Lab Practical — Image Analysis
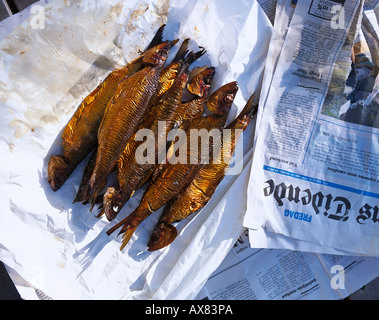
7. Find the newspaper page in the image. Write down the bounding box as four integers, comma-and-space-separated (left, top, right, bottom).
196, 230, 379, 300
250, 0, 379, 256
256, 0, 278, 25
244, 0, 379, 256
255, 0, 296, 133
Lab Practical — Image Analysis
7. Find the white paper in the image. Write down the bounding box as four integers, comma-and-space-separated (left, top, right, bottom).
0, 0, 272, 299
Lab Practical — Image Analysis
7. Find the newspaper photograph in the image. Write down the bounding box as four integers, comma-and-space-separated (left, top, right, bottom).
245, 0, 379, 256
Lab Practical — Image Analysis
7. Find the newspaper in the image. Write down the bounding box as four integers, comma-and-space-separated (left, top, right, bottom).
244, 0, 379, 257
256, 0, 278, 25
199, 0, 379, 301
197, 230, 379, 300
255, 0, 296, 135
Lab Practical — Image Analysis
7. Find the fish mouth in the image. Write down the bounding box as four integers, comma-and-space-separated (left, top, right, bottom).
221, 81, 238, 107
222, 81, 239, 95
206, 81, 238, 115
103, 187, 122, 221
201, 67, 216, 84
199, 67, 216, 93
187, 67, 216, 97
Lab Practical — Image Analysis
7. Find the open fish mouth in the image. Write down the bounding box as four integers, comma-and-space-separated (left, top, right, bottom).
200, 67, 216, 88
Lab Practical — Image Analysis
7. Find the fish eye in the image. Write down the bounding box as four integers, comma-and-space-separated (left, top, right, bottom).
159, 50, 168, 57
203, 77, 211, 86
224, 94, 233, 103
112, 205, 119, 213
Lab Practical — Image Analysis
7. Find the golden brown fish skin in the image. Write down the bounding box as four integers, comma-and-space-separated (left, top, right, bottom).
174, 67, 215, 124
48, 70, 130, 192
85, 41, 176, 207
148, 93, 257, 251
106, 82, 238, 250
144, 67, 217, 182
104, 65, 215, 221
74, 39, 188, 205
102, 58, 213, 221
47, 25, 166, 191
147, 38, 191, 109
103, 69, 190, 221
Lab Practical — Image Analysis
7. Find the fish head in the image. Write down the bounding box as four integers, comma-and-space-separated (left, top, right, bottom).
47, 155, 68, 191
143, 40, 178, 67
237, 92, 258, 129
103, 187, 124, 221
187, 66, 215, 97
207, 81, 238, 115
147, 222, 178, 252
227, 92, 258, 131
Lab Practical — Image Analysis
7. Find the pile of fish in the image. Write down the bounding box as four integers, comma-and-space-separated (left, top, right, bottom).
47, 25, 258, 251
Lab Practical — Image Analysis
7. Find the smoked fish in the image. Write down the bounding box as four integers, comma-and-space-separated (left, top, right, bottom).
106, 82, 238, 250
102, 63, 214, 221
148, 93, 258, 251
84, 40, 177, 208
47, 25, 166, 191
73, 38, 192, 204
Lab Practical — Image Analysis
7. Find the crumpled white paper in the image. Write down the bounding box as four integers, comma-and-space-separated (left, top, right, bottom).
0, 0, 271, 299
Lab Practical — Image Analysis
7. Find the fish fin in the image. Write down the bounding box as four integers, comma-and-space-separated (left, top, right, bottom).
186, 47, 206, 66
89, 189, 100, 211
120, 224, 139, 251
96, 207, 105, 219
175, 47, 207, 79
73, 184, 90, 204
106, 214, 130, 236
145, 24, 166, 51
106, 214, 140, 250
147, 223, 178, 251
172, 38, 190, 63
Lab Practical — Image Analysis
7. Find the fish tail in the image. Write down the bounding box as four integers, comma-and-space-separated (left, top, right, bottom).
147, 222, 178, 251
240, 92, 258, 119
80, 172, 107, 210
106, 204, 152, 250
106, 213, 141, 250
186, 46, 206, 66
48, 155, 69, 191
96, 207, 105, 219
73, 184, 91, 204
89, 188, 100, 212
145, 24, 166, 50
120, 224, 139, 251
172, 38, 190, 63
74, 182, 91, 205
177, 47, 207, 78
74, 148, 98, 204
